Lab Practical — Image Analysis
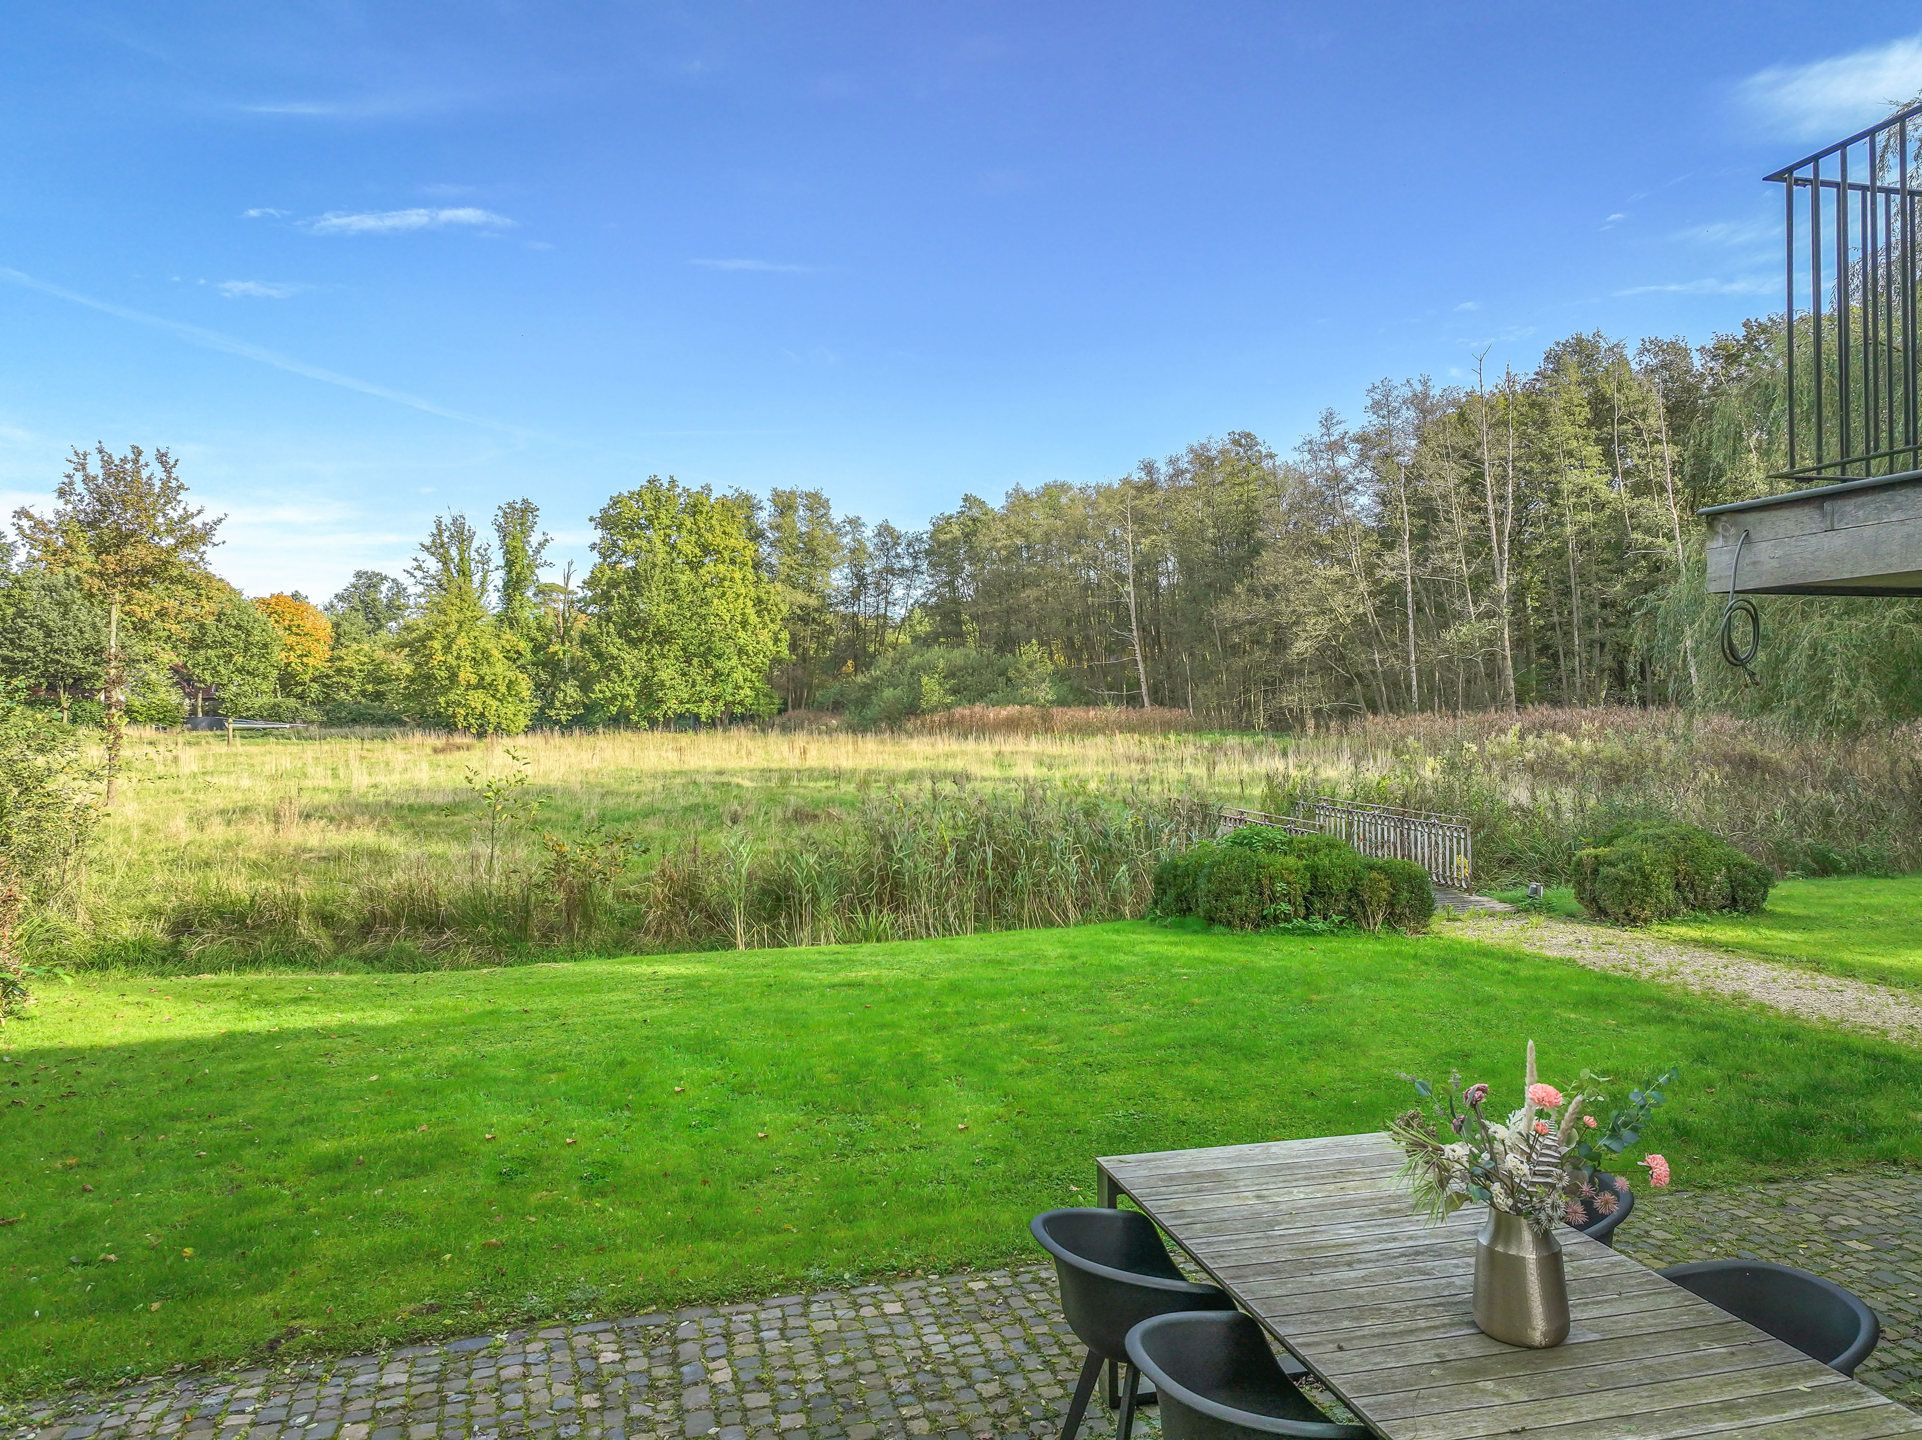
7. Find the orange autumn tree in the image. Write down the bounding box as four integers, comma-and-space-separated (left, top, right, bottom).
253, 593, 332, 699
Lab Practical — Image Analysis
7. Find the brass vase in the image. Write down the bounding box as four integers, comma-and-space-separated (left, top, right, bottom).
1472, 1209, 1569, 1347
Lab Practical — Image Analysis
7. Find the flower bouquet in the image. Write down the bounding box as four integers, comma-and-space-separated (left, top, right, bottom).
1389, 1041, 1676, 1347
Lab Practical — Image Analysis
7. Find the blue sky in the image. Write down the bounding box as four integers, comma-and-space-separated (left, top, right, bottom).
5, 3, 1922, 599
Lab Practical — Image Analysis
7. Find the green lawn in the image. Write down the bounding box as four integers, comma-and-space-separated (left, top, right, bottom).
7, 921, 1922, 1400
1653, 874, 1922, 989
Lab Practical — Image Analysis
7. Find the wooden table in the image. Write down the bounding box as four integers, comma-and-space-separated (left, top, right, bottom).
1098, 1132, 1922, 1438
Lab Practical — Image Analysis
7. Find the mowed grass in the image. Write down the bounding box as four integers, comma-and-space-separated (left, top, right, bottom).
7, 922, 1922, 1399
1655, 874, 1922, 989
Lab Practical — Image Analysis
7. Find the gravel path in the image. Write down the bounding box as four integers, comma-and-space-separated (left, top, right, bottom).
1452, 910, 1922, 1044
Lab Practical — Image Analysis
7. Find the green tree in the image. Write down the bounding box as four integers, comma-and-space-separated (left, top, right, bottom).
180, 584, 283, 717
0, 569, 107, 721
322, 640, 411, 725
765, 488, 842, 709
13, 445, 223, 798
583, 477, 786, 724
492, 499, 550, 651
532, 562, 589, 726
324, 570, 410, 645
398, 515, 531, 735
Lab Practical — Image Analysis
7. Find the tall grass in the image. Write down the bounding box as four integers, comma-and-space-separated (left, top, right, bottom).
41, 708, 1922, 973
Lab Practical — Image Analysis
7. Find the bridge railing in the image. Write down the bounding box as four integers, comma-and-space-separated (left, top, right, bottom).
1217, 798, 1473, 889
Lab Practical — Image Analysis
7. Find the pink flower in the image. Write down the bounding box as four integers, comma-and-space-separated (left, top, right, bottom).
1581, 1115, 1597, 1129
1533, 1120, 1549, 1135
1527, 1083, 1563, 1109
1462, 1083, 1489, 1108
1640, 1154, 1671, 1188
1563, 1200, 1586, 1226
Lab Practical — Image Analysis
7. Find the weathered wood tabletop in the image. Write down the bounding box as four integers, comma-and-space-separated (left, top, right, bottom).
1098, 1131, 1922, 1439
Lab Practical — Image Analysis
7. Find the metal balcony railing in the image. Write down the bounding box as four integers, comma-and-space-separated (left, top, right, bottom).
1772, 101, 1922, 485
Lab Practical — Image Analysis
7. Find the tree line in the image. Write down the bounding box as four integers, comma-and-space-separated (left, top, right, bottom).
3, 310, 1918, 742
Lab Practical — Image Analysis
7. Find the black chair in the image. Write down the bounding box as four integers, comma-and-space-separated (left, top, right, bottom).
1659, 1260, 1881, 1377
1126, 1311, 1371, 1438
1566, 1172, 1634, 1247
1032, 1208, 1236, 1440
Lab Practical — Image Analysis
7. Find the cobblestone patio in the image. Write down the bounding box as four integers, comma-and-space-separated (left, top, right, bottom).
9, 1169, 1922, 1440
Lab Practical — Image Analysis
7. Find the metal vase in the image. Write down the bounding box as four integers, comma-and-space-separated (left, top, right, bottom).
1472, 1209, 1570, 1348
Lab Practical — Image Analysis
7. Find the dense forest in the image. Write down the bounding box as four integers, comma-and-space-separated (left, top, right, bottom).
767, 318, 1920, 732
4, 312, 1920, 739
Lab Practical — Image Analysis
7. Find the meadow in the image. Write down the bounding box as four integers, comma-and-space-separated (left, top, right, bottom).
48, 707, 1922, 974
8, 920, 1922, 1400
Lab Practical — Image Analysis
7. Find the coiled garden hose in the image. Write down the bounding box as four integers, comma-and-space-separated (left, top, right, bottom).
1718, 530, 1760, 682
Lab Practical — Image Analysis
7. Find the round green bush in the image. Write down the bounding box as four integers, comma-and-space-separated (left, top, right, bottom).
1196, 844, 1267, 930
1574, 822, 1772, 925
1151, 841, 1214, 917
1365, 857, 1435, 932
1165, 826, 1429, 933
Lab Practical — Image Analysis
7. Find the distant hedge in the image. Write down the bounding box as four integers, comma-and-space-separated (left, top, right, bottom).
1574, 822, 1772, 925
1152, 826, 1434, 933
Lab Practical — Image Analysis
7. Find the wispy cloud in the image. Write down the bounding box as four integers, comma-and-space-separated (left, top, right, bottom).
304, 207, 514, 236
234, 91, 466, 121
1614, 277, 1775, 298
216, 280, 306, 300
241, 206, 288, 220
1739, 34, 1922, 140
1670, 217, 1774, 249
1453, 300, 1482, 313
0, 266, 524, 436
689, 257, 816, 274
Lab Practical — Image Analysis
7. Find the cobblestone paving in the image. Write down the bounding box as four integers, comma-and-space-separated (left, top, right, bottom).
9, 1169, 1922, 1439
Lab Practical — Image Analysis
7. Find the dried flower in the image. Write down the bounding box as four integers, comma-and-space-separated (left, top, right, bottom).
1394, 1050, 1677, 1232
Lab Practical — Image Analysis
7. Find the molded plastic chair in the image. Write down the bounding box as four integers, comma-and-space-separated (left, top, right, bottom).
1126, 1311, 1372, 1439
1566, 1172, 1634, 1247
1659, 1260, 1881, 1376
1031, 1208, 1236, 1440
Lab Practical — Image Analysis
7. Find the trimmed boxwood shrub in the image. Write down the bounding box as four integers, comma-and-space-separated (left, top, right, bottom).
1159, 827, 1432, 934
1366, 857, 1436, 932
1574, 822, 1772, 925
1222, 827, 1368, 921
1150, 841, 1213, 918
